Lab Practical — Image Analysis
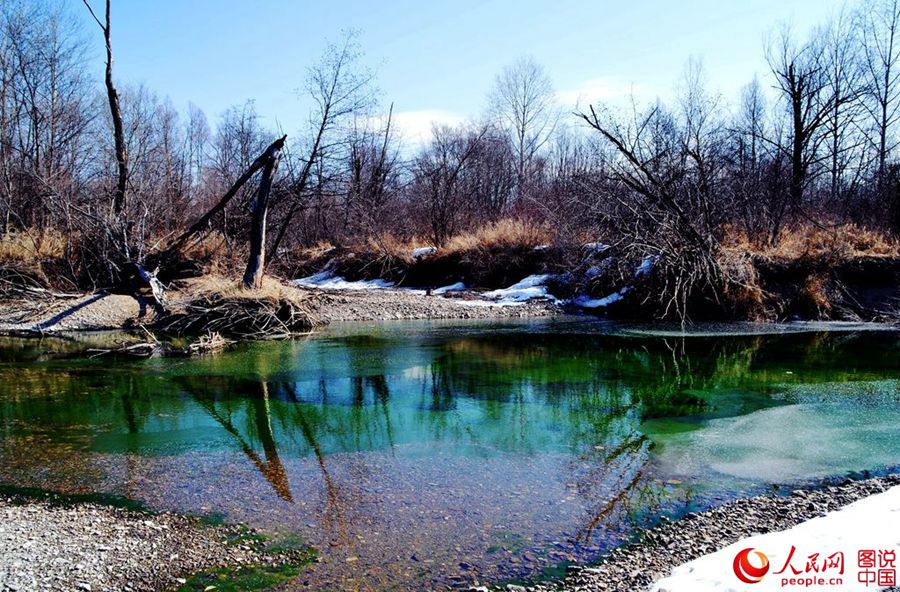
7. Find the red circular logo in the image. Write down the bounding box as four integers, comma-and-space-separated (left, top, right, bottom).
733, 548, 770, 584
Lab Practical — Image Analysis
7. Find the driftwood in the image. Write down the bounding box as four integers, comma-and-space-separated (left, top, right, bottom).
136, 264, 167, 307
159, 294, 313, 339
88, 341, 158, 359
87, 331, 234, 359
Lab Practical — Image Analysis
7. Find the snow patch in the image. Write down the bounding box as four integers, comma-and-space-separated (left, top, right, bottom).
483, 274, 558, 303
584, 265, 605, 279
583, 242, 611, 255
652, 485, 900, 592
433, 282, 466, 294
574, 287, 631, 308
411, 246, 437, 259
458, 299, 524, 308
293, 271, 394, 290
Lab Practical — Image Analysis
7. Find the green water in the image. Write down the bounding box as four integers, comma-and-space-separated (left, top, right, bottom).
1, 319, 899, 590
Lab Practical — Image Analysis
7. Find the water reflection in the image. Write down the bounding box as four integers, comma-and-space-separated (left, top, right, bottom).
0, 324, 899, 589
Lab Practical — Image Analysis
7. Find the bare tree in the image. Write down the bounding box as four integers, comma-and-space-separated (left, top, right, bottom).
858, 0, 900, 186
414, 124, 486, 246
766, 26, 854, 238
488, 56, 559, 201
343, 104, 401, 241
267, 31, 375, 259
729, 77, 773, 239
820, 12, 866, 204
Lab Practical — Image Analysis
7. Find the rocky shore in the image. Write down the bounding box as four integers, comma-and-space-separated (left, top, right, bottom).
305, 287, 559, 323
3, 476, 898, 592
0, 495, 308, 592
0, 286, 561, 335
516, 474, 900, 592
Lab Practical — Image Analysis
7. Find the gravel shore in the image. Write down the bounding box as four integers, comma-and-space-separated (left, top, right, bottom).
514, 474, 900, 592
0, 287, 560, 335
1, 471, 898, 592
304, 288, 559, 323
0, 496, 305, 592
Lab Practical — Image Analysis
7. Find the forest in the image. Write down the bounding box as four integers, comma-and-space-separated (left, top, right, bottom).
3, 0, 900, 321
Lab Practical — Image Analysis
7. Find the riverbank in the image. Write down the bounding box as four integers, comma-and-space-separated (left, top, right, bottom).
520, 474, 900, 592
0, 492, 313, 592
0, 279, 561, 336
3, 475, 897, 592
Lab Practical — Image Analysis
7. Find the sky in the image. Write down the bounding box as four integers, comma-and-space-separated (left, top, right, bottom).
76, 0, 850, 143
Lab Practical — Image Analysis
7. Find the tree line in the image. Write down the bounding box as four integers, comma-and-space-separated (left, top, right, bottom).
2, 0, 899, 297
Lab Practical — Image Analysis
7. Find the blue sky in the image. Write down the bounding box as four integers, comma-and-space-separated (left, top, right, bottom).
78, 0, 848, 140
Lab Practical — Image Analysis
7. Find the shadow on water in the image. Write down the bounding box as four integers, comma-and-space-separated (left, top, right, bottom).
1, 323, 899, 589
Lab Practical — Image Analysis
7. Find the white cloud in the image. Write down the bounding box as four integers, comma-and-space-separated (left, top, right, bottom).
369, 109, 466, 147
556, 76, 655, 109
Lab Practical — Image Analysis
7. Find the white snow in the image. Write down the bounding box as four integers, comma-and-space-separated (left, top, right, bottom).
584, 265, 605, 279
574, 287, 631, 308
458, 299, 524, 308
636, 255, 657, 278
652, 485, 900, 592
483, 274, 558, 303
433, 282, 466, 294
532, 244, 550, 251
293, 271, 395, 290
583, 242, 611, 254
411, 246, 437, 259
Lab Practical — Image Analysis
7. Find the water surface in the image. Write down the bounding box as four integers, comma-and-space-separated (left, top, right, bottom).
1, 319, 899, 590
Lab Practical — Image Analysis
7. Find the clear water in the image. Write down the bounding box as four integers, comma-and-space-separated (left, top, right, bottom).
1, 319, 899, 590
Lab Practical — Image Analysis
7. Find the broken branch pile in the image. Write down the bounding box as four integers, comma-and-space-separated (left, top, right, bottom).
159, 294, 316, 339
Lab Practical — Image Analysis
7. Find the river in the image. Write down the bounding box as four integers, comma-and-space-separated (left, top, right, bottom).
1, 319, 899, 590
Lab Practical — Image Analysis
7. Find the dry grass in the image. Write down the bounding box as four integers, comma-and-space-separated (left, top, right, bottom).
800, 273, 833, 315
176, 231, 243, 275
364, 233, 417, 261
0, 229, 66, 262
292, 240, 339, 260
354, 219, 552, 261
176, 274, 304, 303
722, 223, 900, 262
444, 219, 552, 254
716, 223, 900, 321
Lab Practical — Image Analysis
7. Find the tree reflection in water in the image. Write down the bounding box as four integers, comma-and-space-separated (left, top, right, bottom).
3, 327, 900, 589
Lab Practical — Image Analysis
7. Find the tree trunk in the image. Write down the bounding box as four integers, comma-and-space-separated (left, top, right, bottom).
162, 135, 286, 261
242, 139, 285, 289
100, 0, 127, 215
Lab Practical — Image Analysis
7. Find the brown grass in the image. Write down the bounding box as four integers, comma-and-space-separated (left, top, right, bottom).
175, 274, 304, 303
353, 219, 552, 261
0, 229, 66, 262
444, 219, 552, 254
176, 231, 243, 275
800, 273, 833, 315
722, 223, 900, 262
717, 247, 769, 319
